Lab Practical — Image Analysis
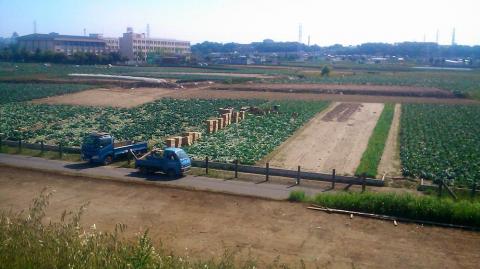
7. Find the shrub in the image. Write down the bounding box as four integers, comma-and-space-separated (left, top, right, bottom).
288, 190, 307, 202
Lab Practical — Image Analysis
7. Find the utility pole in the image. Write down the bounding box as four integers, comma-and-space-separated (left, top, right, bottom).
147, 24, 150, 38
33, 20, 37, 34
298, 23, 303, 43
451, 27, 456, 46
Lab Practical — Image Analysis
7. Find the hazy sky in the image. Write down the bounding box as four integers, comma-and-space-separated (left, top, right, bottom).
0, 0, 478, 45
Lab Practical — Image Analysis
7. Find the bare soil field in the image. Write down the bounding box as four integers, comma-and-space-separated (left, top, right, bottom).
32, 85, 478, 108
268, 103, 384, 175
33, 87, 188, 108
212, 83, 457, 98
377, 104, 403, 178
1, 166, 479, 268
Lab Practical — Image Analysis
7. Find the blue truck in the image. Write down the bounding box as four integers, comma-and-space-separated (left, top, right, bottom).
81, 132, 148, 165
133, 148, 191, 177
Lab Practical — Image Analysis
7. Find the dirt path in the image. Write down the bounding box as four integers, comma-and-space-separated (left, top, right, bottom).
377, 104, 403, 178
213, 83, 457, 98
1, 166, 479, 268
268, 102, 384, 175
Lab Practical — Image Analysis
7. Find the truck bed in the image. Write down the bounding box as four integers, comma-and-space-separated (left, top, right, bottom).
114, 141, 133, 148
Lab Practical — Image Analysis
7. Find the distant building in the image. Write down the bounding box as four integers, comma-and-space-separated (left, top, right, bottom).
17, 33, 107, 55
89, 34, 119, 52
119, 27, 190, 62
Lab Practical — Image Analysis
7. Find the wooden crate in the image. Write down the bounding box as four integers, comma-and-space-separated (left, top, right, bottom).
165, 138, 175, 148
221, 113, 229, 126
181, 136, 192, 146
217, 118, 224, 129
232, 111, 240, 123
173, 136, 183, 148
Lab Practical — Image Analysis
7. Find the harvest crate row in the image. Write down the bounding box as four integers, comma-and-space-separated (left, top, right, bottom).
206, 108, 246, 133
164, 131, 202, 148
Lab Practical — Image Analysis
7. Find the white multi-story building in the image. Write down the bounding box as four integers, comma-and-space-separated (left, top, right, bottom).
119, 27, 190, 61
89, 34, 120, 52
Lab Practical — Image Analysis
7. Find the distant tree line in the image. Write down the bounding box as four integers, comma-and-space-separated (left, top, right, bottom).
192, 40, 480, 59
0, 44, 126, 65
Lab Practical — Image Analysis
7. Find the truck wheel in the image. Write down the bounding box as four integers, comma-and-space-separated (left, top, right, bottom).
103, 155, 113, 165
139, 167, 148, 174
167, 169, 176, 178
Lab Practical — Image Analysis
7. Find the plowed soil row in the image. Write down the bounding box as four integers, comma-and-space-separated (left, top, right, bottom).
212, 83, 457, 98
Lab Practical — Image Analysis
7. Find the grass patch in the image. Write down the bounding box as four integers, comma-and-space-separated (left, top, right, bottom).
288, 190, 307, 202
0, 190, 263, 269
355, 103, 395, 177
312, 192, 480, 227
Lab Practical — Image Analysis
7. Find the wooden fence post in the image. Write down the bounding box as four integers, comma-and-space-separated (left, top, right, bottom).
472, 182, 477, 199
40, 141, 45, 155
331, 169, 336, 189
0, 135, 2, 151
127, 150, 131, 165
18, 139, 22, 152
296, 165, 301, 185
234, 159, 238, 178
205, 156, 209, 175
438, 180, 443, 197
266, 162, 270, 182
362, 173, 366, 192
58, 143, 63, 159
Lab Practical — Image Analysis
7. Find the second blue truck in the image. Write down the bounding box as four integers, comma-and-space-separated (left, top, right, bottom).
81, 132, 147, 165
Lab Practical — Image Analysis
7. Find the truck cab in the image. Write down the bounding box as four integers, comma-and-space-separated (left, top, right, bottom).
81, 132, 147, 165
134, 148, 191, 177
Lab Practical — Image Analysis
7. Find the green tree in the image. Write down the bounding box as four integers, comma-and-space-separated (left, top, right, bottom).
321, 65, 331, 76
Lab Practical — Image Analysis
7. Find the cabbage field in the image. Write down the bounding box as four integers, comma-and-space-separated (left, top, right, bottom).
185, 100, 329, 164
400, 104, 480, 186
0, 99, 263, 146
0, 83, 92, 104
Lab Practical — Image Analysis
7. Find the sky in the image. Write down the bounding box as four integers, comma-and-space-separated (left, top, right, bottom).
0, 0, 479, 46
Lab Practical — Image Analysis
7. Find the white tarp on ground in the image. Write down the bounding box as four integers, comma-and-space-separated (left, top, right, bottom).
69, 73, 168, 84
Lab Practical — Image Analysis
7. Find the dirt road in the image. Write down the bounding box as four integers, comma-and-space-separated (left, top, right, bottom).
1, 166, 479, 268
269, 103, 384, 175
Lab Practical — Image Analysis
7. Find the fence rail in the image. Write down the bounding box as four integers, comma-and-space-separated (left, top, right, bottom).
0, 139, 384, 187
1, 139, 80, 154
191, 159, 385, 187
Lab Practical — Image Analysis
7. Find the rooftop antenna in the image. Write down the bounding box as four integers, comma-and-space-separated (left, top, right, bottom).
147, 24, 150, 38
33, 20, 37, 34
83, 28, 86, 36
423, 33, 426, 42
308, 35, 311, 46
298, 23, 303, 43
451, 27, 456, 45
436, 29, 439, 44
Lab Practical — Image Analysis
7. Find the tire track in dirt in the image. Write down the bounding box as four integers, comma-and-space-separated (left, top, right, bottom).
377, 103, 402, 178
